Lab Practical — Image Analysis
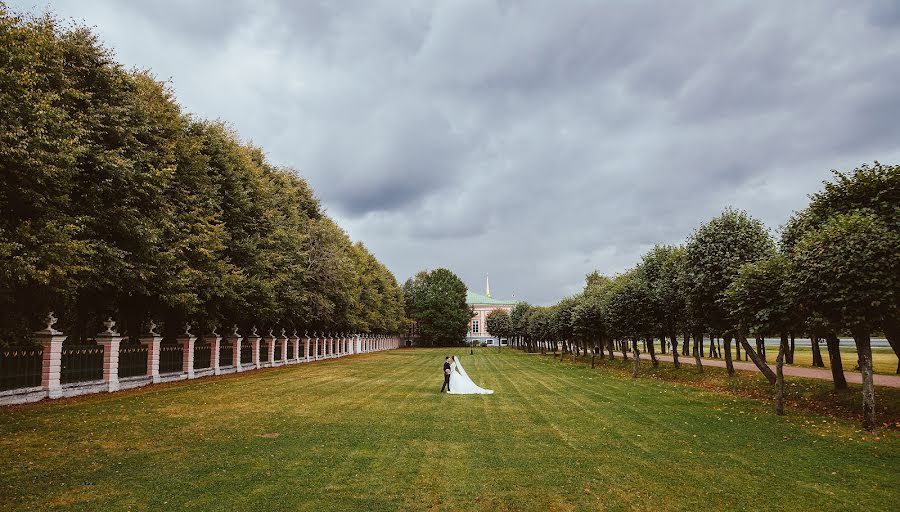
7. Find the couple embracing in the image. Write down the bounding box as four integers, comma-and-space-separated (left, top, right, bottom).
440, 355, 493, 395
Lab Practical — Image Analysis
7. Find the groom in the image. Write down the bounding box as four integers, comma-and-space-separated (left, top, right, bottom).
440, 356, 452, 392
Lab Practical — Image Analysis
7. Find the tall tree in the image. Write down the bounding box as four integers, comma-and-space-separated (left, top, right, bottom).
790, 212, 899, 430
485, 309, 513, 351
683, 208, 776, 381
403, 268, 471, 346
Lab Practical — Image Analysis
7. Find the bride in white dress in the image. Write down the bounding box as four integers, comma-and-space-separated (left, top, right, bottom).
448, 356, 493, 394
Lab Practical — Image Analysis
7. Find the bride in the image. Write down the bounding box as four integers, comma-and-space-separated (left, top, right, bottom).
448, 356, 493, 395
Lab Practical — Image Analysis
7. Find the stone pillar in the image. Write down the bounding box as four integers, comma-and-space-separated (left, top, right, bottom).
208, 328, 222, 375
139, 321, 163, 384
95, 318, 123, 393
248, 327, 262, 369
177, 324, 197, 379
303, 333, 311, 361
289, 331, 301, 363
35, 313, 66, 399
312, 333, 319, 360
264, 329, 276, 367
329, 334, 335, 358
227, 325, 243, 372
279, 329, 289, 363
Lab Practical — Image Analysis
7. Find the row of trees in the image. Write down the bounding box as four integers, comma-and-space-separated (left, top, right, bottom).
492, 163, 898, 431
0, 9, 407, 344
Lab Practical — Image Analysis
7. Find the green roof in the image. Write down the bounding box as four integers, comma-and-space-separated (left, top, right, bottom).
466, 290, 518, 306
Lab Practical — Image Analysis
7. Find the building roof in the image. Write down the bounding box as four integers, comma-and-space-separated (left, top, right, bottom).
466, 290, 518, 306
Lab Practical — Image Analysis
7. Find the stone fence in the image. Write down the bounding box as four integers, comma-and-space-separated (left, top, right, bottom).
0, 314, 400, 406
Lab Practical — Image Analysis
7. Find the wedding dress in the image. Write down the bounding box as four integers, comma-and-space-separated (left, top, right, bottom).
448, 356, 493, 394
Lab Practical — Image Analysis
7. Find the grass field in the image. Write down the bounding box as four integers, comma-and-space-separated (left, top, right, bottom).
761, 346, 898, 375
1, 348, 898, 511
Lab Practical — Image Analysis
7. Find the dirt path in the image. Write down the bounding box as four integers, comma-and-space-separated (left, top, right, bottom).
639, 353, 900, 388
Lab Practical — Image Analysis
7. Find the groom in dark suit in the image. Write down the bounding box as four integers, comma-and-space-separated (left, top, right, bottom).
440, 356, 452, 392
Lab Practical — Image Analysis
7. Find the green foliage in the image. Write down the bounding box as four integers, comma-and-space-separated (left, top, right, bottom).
682, 208, 776, 333
403, 268, 471, 345
485, 309, 513, 342
789, 212, 899, 334
724, 254, 793, 336
781, 162, 899, 253
0, 9, 406, 344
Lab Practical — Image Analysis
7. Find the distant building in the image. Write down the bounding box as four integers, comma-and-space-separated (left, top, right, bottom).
466, 274, 517, 346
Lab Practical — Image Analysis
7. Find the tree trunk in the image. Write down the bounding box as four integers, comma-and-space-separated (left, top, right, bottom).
775, 343, 785, 416
884, 324, 899, 374
699, 334, 705, 357
606, 338, 615, 360
631, 339, 640, 378
560, 340, 566, 362
853, 331, 876, 431
779, 333, 789, 365
692, 332, 704, 373
757, 336, 765, 359
572, 341, 577, 363
810, 334, 825, 368
620, 339, 628, 360
682, 332, 690, 356
591, 345, 596, 368
670, 333, 680, 369
737, 331, 776, 384
723, 333, 735, 376
788, 333, 795, 364
659, 335, 666, 354
646, 335, 658, 367
824, 333, 848, 391
735, 337, 742, 361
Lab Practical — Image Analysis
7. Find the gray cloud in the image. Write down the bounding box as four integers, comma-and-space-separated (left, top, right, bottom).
11, 0, 900, 305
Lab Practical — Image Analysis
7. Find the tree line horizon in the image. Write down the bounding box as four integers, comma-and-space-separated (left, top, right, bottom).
475, 162, 897, 431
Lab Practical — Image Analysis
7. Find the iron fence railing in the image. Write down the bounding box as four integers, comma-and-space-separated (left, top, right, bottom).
273, 340, 282, 362
60, 344, 103, 384
219, 344, 234, 367
240, 344, 252, 365
0, 347, 43, 391
118, 344, 148, 378
194, 344, 211, 369
159, 344, 183, 374
287, 341, 295, 360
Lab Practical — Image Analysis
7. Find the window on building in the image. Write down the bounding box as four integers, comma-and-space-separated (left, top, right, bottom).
472, 320, 479, 333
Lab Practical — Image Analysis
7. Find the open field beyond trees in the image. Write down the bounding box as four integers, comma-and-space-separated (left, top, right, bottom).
1, 348, 898, 512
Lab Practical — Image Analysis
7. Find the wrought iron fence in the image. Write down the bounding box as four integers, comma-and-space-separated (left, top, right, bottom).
119, 343, 148, 378
240, 344, 252, 365
1, 347, 43, 391
273, 340, 282, 362
194, 344, 211, 369
159, 344, 183, 374
219, 344, 234, 367
287, 341, 295, 360
60, 344, 103, 384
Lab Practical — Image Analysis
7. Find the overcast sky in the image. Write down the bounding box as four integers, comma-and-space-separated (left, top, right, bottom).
11, 0, 900, 305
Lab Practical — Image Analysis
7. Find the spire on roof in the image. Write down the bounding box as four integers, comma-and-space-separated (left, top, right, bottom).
486, 273, 491, 298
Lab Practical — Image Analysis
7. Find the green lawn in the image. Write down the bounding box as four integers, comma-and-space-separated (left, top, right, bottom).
761, 346, 898, 375
1, 349, 897, 511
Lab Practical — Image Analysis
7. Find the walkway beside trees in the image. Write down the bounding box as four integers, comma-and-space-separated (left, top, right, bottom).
638, 353, 900, 388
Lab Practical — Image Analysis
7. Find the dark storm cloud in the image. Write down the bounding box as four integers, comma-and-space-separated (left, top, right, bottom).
11, 0, 900, 305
